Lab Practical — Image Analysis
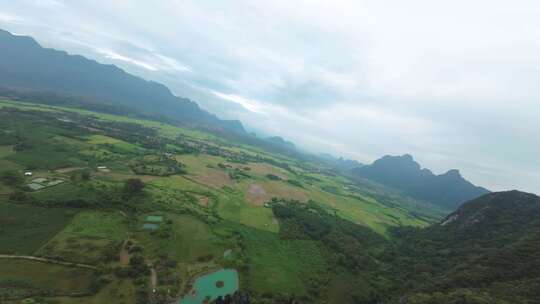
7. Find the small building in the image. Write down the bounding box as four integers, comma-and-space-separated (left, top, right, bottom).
97, 166, 110, 172
146, 215, 164, 223
32, 177, 48, 184
24, 171, 33, 176
28, 183, 46, 191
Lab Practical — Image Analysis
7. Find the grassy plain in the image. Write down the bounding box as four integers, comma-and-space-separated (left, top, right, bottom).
37, 211, 128, 263
0, 259, 95, 295
0, 98, 442, 303
0, 202, 76, 254
136, 214, 226, 263
235, 225, 327, 296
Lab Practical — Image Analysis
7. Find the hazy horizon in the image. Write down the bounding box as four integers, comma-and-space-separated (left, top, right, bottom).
1, 0, 539, 194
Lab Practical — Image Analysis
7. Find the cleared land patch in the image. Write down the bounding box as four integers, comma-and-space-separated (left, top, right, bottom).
0, 259, 95, 297
0, 159, 22, 173
236, 225, 326, 296
190, 167, 233, 189
0, 202, 76, 255
216, 192, 279, 233
243, 181, 308, 206
55, 167, 85, 173
0, 145, 14, 158
96, 171, 157, 183
245, 184, 267, 206
136, 214, 225, 264
245, 162, 289, 180
174, 154, 235, 188
51, 278, 136, 304
37, 211, 128, 264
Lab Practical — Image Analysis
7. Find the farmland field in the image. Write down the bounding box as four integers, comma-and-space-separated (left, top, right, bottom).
0, 259, 95, 297
0, 99, 444, 303
0, 202, 76, 254
0, 145, 14, 158
36, 211, 128, 263
239, 225, 327, 295
136, 214, 226, 263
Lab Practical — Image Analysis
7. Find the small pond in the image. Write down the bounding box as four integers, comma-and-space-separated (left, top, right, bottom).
142, 223, 159, 230
180, 269, 238, 304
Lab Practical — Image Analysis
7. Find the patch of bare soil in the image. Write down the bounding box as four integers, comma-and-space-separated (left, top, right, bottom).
55, 167, 84, 173
97, 172, 157, 182
245, 181, 309, 206
191, 168, 233, 188
197, 195, 210, 207
248, 162, 288, 179
245, 184, 268, 206
119, 240, 130, 266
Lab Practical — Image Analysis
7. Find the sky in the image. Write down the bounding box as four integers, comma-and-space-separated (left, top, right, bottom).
1, 0, 539, 194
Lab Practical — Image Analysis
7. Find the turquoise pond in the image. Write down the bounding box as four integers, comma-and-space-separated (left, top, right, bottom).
179, 269, 238, 304
142, 223, 159, 230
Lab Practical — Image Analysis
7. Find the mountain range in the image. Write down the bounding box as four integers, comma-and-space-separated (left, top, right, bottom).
352, 154, 489, 209
0, 29, 244, 133
0, 28, 491, 211
390, 190, 540, 302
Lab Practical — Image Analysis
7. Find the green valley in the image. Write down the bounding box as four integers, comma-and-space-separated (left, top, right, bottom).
0, 99, 440, 304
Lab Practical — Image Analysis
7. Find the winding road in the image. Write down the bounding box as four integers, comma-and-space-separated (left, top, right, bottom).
0, 254, 97, 269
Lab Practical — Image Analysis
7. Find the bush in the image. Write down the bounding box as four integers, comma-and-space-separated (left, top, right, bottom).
0, 170, 24, 186
286, 179, 303, 188
266, 174, 281, 181
124, 178, 145, 195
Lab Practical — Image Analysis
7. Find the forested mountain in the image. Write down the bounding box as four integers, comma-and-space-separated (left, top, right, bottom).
352, 154, 489, 209
388, 190, 540, 303
0, 29, 244, 133
270, 190, 540, 303
1, 28, 536, 304
266, 136, 296, 150
319, 153, 364, 171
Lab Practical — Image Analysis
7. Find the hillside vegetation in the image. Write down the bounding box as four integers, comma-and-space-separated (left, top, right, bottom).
0, 99, 441, 304
352, 154, 489, 210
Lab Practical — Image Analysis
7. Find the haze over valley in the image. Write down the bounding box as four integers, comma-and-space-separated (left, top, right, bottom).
2, 0, 539, 194
0, 2, 539, 304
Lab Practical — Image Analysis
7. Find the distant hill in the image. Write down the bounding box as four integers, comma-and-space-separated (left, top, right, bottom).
437, 190, 540, 240
351, 154, 489, 209
266, 136, 296, 150
319, 153, 364, 171
390, 190, 540, 302
0, 29, 244, 133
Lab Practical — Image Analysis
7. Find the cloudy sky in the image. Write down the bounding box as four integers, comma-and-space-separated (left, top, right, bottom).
1, 0, 539, 193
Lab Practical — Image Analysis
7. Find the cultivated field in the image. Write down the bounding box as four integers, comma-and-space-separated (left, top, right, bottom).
0, 99, 443, 303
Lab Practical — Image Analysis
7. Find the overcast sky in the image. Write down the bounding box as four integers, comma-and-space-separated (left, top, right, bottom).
1, 0, 539, 194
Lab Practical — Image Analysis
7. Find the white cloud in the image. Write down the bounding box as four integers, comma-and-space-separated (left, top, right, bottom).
95, 48, 158, 71
212, 92, 267, 114
1, 0, 539, 193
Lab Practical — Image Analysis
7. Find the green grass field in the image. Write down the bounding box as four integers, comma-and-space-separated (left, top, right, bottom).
50, 279, 136, 304
31, 182, 102, 203
36, 211, 128, 264
85, 135, 141, 153
0, 159, 21, 173
235, 224, 327, 296
136, 214, 226, 263
0, 99, 445, 303
0, 202, 77, 254
0, 259, 95, 295
0, 145, 14, 158
216, 191, 279, 233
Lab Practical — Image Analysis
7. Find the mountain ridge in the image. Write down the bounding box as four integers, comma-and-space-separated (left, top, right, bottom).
352, 154, 489, 209
388, 190, 540, 303
0, 29, 245, 134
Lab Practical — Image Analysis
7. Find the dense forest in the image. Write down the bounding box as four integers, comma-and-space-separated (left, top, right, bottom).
271, 191, 540, 303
